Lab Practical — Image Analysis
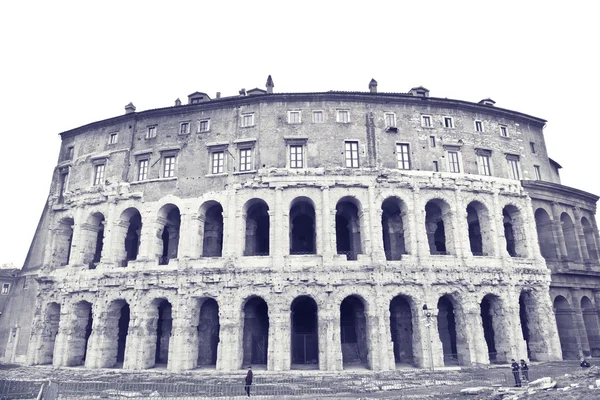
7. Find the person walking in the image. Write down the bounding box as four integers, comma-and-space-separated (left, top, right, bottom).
520, 359, 529, 382
245, 365, 253, 397
511, 359, 521, 387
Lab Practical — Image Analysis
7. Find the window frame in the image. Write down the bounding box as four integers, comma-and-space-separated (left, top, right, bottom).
421, 115, 432, 128
530, 142, 536, 154
198, 119, 211, 133
384, 112, 397, 128
146, 125, 157, 139
395, 143, 411, 170
444, 145, 462, 173
476, 149, 492, 176
137, 158, 149, 181
93, 163, 106, 186
474, 120, 484, 132
241, 113, 255, 128
66, 146, 74, 160
162, 154, 177, 178
337, 110, 350, 124
312, 110, 324, 123
499, 125, 509, 138
239, 147, 254, 172
433, 160, 439, 172
108, 132, 118, 145
506, 154, 521, 180
211, 151, 225, 174
1, 283, 9, 295
287, 110, 302, 124
534, 165, 542, 180
179, 121, 191, 135
443, 116, 454, 128
429, 136, 436, 148
344, 140, 360, 168
289, 144, 304, 169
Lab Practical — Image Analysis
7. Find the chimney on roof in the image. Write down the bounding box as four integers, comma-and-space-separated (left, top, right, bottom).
369, 79, 378, 93
266, 75, 274, 94
478, 98, 496, 106
239, 88, 247, 96
216, 92, 221, 99
125, 102, 136, 114
175, 98, 181, 107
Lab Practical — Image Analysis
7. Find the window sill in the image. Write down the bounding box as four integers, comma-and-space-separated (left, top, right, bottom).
234, 170, 256, 175
144, 136, 157, 140
240, 125, 255, 128
197, 130, 211, 134
205, 173, 227, 177
131, 177, 177, 185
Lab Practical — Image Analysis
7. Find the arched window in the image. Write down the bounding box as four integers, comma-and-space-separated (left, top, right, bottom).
243, 200, 270, 256
157, 204, 181, 265
535, 208, 557, 260
336, 197, 363, 260
289, 198, 316, 255
425, 199, 454, 255
381, 197, 407, 260
200, 202, 224, 257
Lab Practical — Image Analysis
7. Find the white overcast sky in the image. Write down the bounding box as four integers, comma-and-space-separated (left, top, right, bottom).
0, 1, 598, 267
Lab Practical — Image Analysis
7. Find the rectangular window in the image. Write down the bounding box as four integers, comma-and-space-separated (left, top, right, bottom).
443, 116, 454, 128
500, 125, 508, 137
180, 122, 190, 134
337, 110, 350, 123
312, 110, 324, 123
23, 277, 29, 290
239, 148, 253, 171
421, 115, 432, 127
108, 132, 118, 144
290, 145, 304, 168
163, 156, 176, 178
429, 136, 436, 147
137, 159, 149, 181
478, 154, 491, 176
506, 156, 520, 180
475, 120, 483, 132
1, 283, 9, 295
396, 144, 411, 170
530, 142, 536, 153
241, 113, 255, 127
448, 151, 460, 173
93, 164, 105, 186
198, 119, 210, 132
58, 170, 68, 203
385, 112, 396, 127
288, 111, 301, 124
146, 125, 157, 139
211, 152, 224, 174
345, 141, 359, 168
534, 165, 542, 180
433, 161, 439, 172
66, 146, 74, 160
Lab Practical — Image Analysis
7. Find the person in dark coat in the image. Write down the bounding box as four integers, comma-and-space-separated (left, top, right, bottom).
581, 357, 591, 368
520, 359, 529, 382
245, 365, 253, 397
511, 359, 521, 387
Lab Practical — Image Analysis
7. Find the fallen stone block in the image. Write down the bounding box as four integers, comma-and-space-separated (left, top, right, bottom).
460, 386, 493, 395
527, 377, 556, 390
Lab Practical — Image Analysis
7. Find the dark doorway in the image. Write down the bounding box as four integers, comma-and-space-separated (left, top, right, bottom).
243, 297, 269, 366
554, 296, 578, 359
336, 199, 362, 260
158, 206, 181, 265
124, 210, 142, 265
291, 296, 319, 368
198, 299, 220, 367
426, 201, 449, 255
519, 293, 531, 359
116, 303, 130, 365
437, 296, 458, 365
244, 201, 270, 256
340, 296, 369, 368
154, 300, 172, 365
467, 205, 483, 256
480, 296, 497, 362
389, 296, 413, 365
382, 198, 407, 260
202, 204, 224, 257
290, 199, 316, 255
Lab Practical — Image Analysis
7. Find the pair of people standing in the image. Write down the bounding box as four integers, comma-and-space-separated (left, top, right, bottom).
510, 359, 529, 387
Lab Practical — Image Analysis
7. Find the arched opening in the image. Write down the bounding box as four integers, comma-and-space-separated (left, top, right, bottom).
535, 208, 557, 260
519, 292, 532, 360
389, 295, 413, 366
289, 198, 316, 255
554, 296, 578, 359
340, 295, 369, 368
201, 203, 224, 257
197, 299, 220, 367
581, 297, 600, 357
481, 295, 503, 363
66, 301, 93, 366
336, 198, 362, 260
244, 200, 270, 256
39, 302, 61, 365
242, 297, 269, 366
582, 217, 599, 261
157, 205, 181, 265
291, 296, 319, 368
503, 205, 526, 258
98, 300, 129, 368
116, 303, 130, 366
117, 208, 142, 267
466, 201, 492, 256
437, 296, 458, 365
153, 300, 172, 366
53, 217, 74, 267
425, 199, 453, 255
561, 213, 581, 262
81, 212, 105, 269
381, 197, 407, 260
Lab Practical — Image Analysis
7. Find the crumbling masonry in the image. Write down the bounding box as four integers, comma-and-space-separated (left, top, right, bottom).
2, 78, 600, 371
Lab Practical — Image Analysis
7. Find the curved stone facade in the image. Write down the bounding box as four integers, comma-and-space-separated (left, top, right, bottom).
3, 81, 599, 370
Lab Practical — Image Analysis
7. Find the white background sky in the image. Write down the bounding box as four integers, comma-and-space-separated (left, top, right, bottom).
0, 1, 598, 267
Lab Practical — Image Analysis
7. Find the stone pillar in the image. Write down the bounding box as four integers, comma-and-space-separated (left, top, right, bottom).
420, 293, 444, 369
216, 295, 242, 371
272, 187, 285, 270
550, 202, 568, 260
412, 187, 429, 257
137, 209, 157, 262
358, 209, 372, 257
589, 218, 600, 262
267, 306, 290, 371
26, 304, 48, 365
368, 185, 385, 262
499, 293, 527, 363
571, 290, 591, 357
85, 302, 108, 369
179, 212, 200, 259
492, 189, 509, 260
522, 196, 539, 259
321, 186, 333, 262
51, 306, 71, 367
168, 299, 197, 372
460, 300, 489, 365
375, 294, 395, 371
69, 207, 85, 266
573, 207, 591, 261
489, 191, 501, 257
222, 189, 238, 258
100, 201, 117, 264
524, 289, 563, 361
319, 299, 342, 370
453, 189, 467, 258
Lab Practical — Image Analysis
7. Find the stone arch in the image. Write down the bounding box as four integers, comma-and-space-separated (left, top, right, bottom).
437, 295, 460, 365
480, 294, 510, 363
389, 295, 414, 366
196, 298, 220, 367
290, 295, 319, 368
582, 217, 599, 261
289, 197, 317, 255
199, 201, 224, 257
114, 208, 142, 267
64, 300, 93, 366
561, 213, 581, 262
425, 199, 454, 255
535, 208, 557, 260
381, 197, 408, 260
466, 201, 493, 256
38, 302, 61, 365
138, 298, 173, 368
157, 204, 181, 265
81, 212, 105, 269
98, 299, 130, 368
554, 295, 578, 359
502, 204, 527, 258
53, 217, 74, 267
340, 295, 369, 368
581, 296, 600, 356
336, 197, 363, 260
242, 296, 269, 366
243, 199, 270, 256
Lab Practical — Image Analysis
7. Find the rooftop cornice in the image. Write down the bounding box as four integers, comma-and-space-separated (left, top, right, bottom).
521, 180, 599, 203
59, 91, 547, 138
